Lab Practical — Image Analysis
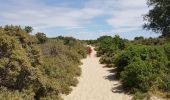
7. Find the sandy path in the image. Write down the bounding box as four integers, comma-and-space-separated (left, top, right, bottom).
63, 47, 131, 100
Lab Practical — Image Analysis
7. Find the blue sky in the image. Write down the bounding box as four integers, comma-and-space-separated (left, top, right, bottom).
0, 0, 160, 40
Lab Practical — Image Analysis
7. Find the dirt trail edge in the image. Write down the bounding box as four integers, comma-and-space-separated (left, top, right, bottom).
63, 47, 132, 100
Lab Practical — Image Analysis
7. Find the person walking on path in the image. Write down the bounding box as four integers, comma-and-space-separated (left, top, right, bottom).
87, 46, 92, 57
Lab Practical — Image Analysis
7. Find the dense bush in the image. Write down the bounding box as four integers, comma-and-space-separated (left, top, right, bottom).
99, 54, 114, 64
114, 45, 170, 93
83, 40, 97, 45
0, 25, 42, 89
96, 35, 125, 56
0, 88, 34, 100
94, 35, 170, 98
0, 25, 53, 99
132, 92, 150, 100
0, 25, 87, 100
55, 36, 87, 58
24, 26, 33, 33
133, 37, 166, 45
134, 36, 144, 40
95, 35, 126, 66
163, 43, 170, 61
96, 35, 114, 56
40, 39, 86, 94
121, 60, 161, 92
35, 32, 47, 44
158, 71, 170, 93
115, 45, 168, 74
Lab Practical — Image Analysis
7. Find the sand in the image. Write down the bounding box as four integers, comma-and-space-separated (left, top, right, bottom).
63, 47, 131, 100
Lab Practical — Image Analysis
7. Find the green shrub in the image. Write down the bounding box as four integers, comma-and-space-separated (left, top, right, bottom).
54, 36, 87, 58
96, 35, 126, 65
24, 26, 33, 33
158, 71, 170, 92
115, 45, 168, 76
95, 35, 170, 97
163, 43, 170, 60
133, 37, 166, 45
0, 25, 86, 100
0, 25, 42, 89
121, 60, 157, 92
132, 92, 150, 100
0, 25, 51, 99
0, 89, 34, 100
115, 45, 169, 93
134, 36, 144, 41
166, 92, 170, 98
35, 32, 47, 44
99, 53, 115, 64
40, 38, 86, 95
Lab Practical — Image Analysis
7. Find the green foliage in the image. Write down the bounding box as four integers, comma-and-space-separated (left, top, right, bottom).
0, 25, 42, 91
133, 37, 166, 45
24, 26, 33, 33
40, 38, 86, 96
115, 45, 168, 75
96, 35, 126, 66
96, 36, 115, 57
0, 87, 35, 100
35, 32, 47, 44
144, 0, 170, 37
132, 92, 150, 100
0, 25, 51, 99
158, 71, 170, 93
134, 36, 144, 40
54, 36, 87, 58
121, 60, 159, 92
95, 35, 170, 98
99, 54, 114, 64
166, 92, 170, 98
163, 43, 170, 60
0, 25, 86, 100
114, 45, 170, 93
83, 40, 97, 45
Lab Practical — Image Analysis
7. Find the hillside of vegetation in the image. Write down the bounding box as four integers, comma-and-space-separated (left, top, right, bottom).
86, 36, 170, 99
0, 25, 87, 100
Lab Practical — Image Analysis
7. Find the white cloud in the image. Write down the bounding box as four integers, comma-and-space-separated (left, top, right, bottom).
110, 27, 139, 33
0, 0, 107, 30
65, 26, 86, 30
106, 9, 145, 28
103, 0, 148, 32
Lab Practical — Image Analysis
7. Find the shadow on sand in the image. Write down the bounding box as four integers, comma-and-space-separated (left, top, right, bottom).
103, 66, 127, 94
111, 84, 124, 93
103, 67, 118, 81
105, 73, 117, 81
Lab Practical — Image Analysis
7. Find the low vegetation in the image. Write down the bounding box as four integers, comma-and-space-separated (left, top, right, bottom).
0, 25, 87, 100
91, 35, 170, 99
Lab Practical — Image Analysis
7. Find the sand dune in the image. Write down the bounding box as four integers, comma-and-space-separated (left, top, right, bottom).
63, 47, 131, 100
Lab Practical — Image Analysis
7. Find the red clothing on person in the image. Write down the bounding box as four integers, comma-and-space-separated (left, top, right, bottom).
88, 47, 92, 55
